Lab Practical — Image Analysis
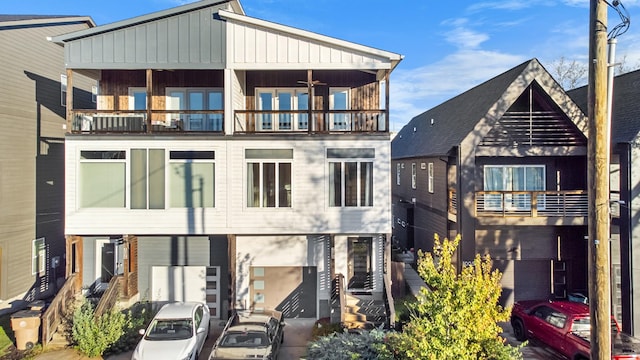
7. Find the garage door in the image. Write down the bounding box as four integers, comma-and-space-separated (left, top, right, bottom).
250, 266, 317, 318
515, 260, 551, 301
151, 266, 206, 303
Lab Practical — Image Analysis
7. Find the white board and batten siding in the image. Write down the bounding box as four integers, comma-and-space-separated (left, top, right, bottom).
221, 10, 399, 71
65, 137, 392, 236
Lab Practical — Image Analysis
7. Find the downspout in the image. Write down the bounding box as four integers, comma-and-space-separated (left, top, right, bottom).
620, 142, 633, 334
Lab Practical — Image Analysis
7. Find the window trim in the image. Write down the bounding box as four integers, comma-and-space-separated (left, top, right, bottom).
396, 163, 401, 186
165, 87, 224, 131
428, 162, 434, 193
32, 238, 46, 275
411, 163, 417, 189
327, 148, 374, 208
61, 74, 67, 107
245, 149, 293, 209
255, 87, 310, 131
168, 150, 216, 209
78, 150, 127, 209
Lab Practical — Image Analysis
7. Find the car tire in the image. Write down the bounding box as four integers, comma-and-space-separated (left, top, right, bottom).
512, 318, 527, 342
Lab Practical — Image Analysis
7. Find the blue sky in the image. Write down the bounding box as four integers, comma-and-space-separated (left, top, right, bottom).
3, 0, 639, 131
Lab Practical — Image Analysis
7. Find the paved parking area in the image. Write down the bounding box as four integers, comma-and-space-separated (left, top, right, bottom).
500, 322, 562, 360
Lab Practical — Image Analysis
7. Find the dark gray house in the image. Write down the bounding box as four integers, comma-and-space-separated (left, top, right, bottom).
569, 69, 640, 335
392, 59, 590, 307
0, 15, 94, 305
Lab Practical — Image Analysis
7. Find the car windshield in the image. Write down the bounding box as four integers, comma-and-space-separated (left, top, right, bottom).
145, 319, 193, 340
571, 317, 619, 333
219, 331, 269, 347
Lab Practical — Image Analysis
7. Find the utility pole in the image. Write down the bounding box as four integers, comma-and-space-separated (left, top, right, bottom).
587, 0, 611, 359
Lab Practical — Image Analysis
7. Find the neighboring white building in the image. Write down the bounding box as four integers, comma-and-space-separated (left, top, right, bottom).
52, 0, 402, 320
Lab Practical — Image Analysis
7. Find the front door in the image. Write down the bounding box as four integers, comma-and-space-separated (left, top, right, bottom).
101, 242, 116, 283
348, 237, 372, 290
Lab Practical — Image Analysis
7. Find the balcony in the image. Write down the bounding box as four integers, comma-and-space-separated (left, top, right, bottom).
234, 110, 387, 134
71, 110, 225, 134
476, 190, 588, 219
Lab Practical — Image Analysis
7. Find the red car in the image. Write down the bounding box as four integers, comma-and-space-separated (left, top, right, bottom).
510, 299, 640, 359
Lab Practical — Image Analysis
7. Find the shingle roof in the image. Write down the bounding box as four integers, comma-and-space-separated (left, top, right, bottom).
391, 58, 587, 159
568, 69, 640, 144
392, 60, 533, 159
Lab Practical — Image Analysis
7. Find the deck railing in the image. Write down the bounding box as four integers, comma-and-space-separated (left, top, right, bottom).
71, 110, 224, 134
476, 190, 588, 217
234, 110, 387, 133
42, 274, 79, 347
330, 274, 346, 324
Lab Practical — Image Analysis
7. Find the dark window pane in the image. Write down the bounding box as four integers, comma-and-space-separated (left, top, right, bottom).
263, 163, 276, 207
279, 163, 291, 207
330, 162, 342, 206
345, 162, 358, 206
360, 162, 373, 206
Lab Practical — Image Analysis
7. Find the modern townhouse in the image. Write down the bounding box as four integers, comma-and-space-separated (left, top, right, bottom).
392, 59, 590, 308
51, 0, 402, 326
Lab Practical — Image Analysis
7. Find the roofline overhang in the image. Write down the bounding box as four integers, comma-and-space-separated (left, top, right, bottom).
2, 16, 95, 29
218, 10, 403, 70
49, 0, 239, 44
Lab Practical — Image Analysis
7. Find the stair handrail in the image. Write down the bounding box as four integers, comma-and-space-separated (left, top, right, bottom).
41, 274, 79, 347
94, 275, 123, 318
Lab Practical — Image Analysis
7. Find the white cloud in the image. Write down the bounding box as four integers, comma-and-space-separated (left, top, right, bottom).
390, 50, 526, 131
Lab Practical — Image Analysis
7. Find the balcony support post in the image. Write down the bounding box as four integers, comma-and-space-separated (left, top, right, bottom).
66, 69, 73, 132
531, 191, 538, 217
146, 69, 153, 133
307, 69, 313, 134
384, 70, 390, 132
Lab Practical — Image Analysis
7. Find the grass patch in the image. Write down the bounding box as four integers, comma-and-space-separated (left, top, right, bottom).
0, 314, 15, 356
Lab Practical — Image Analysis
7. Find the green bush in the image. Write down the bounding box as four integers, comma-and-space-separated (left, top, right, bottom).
394, 294, 417, 324
388, 235, 523, 360
104, 301, 156, 356
71, 299, 128, 357
311, 318, 343, 340
307, 327, 393, 360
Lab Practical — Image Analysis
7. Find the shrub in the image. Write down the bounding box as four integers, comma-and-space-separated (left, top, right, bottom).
388, 235, 523, 360
104, 301, 156, 356
307, 327, 393, 360
71, 299, 128, 357
311, 318, 343, 340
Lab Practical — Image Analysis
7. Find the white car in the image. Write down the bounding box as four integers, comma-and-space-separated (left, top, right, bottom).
132, 302, 210, 360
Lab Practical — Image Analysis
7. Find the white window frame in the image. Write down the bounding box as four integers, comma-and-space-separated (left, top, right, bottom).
484, 165, 546, 211
255, 88, 309, 132
396, 163, 401, 186
78, 150, 127, 209
91, 82, 98, 103
411, 163, 417, 189
168, 150, 216, 208
32, 238, 46, 275
327, 148, 375, 208
61, 74, 67, 107
245, 149, 293, 208
329, 87, 351, 131
428, 162, 434, 193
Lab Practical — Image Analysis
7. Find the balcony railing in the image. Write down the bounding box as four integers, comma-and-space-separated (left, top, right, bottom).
234, 110, 387, 133
448, 188, 457, 215
476, 190, 588, 217
71, 110, 224, 134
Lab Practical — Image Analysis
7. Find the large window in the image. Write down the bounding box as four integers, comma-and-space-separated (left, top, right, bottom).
169, 151, 215, 208
328, 148, 374, 207
246, 149, 293, 208
131, 149, 165, 209
79, 151, 126, 208
484, 165, 545, 210
256, 88, 310, 131
166, 88, 223, 131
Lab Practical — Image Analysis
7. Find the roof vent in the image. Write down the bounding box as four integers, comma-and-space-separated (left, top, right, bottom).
413, 127, 417, 132
430, 118, 434, 126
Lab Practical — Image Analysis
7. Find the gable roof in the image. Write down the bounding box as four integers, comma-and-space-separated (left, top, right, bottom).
50, 0, 241, 43
568, 69, 640, 144
0, 15, 95, 28
392, 58, 588, 159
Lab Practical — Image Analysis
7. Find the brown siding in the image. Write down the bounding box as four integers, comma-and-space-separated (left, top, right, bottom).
0, 20, 92, 300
